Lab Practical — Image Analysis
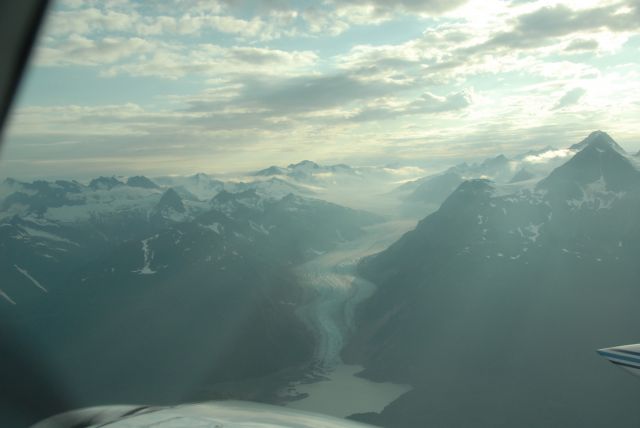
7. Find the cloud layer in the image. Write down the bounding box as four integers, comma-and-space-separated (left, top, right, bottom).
2, 0, 640, 178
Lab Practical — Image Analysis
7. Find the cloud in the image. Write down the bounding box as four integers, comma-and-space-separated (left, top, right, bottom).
552, 87, 587, 110
523, 148, 574, 164
43, 7, 136, 36
198, 72, 414, 114
480, 1, 640, 51
564, 38, 600, 51
41, 0, 292, 42
36, 36, 318, 79
332, 1, 638, 93
227, 47, 315, 66
35, 35, 155, 66
327, 0, 469, 21
6, 0, 640, 179
349, 90, 473, 122
295, 0, 470, 33
301, 7, 350, 35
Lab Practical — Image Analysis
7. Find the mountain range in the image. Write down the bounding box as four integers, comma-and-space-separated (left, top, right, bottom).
398, 144, 578, 211
0, 175, 380, 419
3, 131, 640, 427
344, 131, 640, 427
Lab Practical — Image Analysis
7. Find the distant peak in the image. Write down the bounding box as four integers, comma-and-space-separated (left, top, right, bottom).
481, 154, 509, 168
254, 165, 287, 176
439, 179, 494, 211
89, 176, 124, 190
538, 131, 639, 194
480, 155, 509, 174
126, 175, 159, 189
3, 177, 19, 185
509, 168, 535, 183
458, 178, 494, 192
447, 179, 494, 200
492, 154, 508, 162
288, 160, 320, 170
280, 192, 303, 202
157, 188, 185, 212
162, 187, 180, 197
190, 172, 210, 181
570, 131, 624, 153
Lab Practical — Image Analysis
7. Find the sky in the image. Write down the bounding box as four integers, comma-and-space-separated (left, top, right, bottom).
1, 0, 639, 179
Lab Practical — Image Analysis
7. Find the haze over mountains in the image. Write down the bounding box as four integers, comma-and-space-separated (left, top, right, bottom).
397, 144, 577, 213
3, 131, 640, 427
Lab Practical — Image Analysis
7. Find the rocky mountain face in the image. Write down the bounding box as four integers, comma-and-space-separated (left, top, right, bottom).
0, 175, 380, 416
345, 132, 640, 427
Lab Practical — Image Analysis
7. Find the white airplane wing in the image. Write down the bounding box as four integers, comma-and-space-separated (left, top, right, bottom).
597, 343, 640, 377
31, 401, 376, 428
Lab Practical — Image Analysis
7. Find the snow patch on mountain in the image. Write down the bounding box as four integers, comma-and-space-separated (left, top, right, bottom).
249, 220, 270, 235
43, 187, 162, 223
566, 175, 625, 210
201, 222, 223, 234
19, 225, 79, 246
524, 223, 544, 243
134, 236, 158, 275
0, 289, 16, 305
14, 265, 48, 292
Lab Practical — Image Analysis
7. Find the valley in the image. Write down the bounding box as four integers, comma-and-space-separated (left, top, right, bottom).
4, 132, 640, 427
294, 220, 414, 367
284, 220, 415, 418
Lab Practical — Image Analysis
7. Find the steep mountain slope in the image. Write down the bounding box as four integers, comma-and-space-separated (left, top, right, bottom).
152, 188, 187, 222
345, 132, 640, 427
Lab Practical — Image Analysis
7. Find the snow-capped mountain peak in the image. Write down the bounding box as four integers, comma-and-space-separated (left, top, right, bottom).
288, 160, 320, 171
539, 131, 639, 195
569, 130, 625, 153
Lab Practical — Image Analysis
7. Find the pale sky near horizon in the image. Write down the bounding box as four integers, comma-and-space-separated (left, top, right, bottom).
1, 0, 639, 179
